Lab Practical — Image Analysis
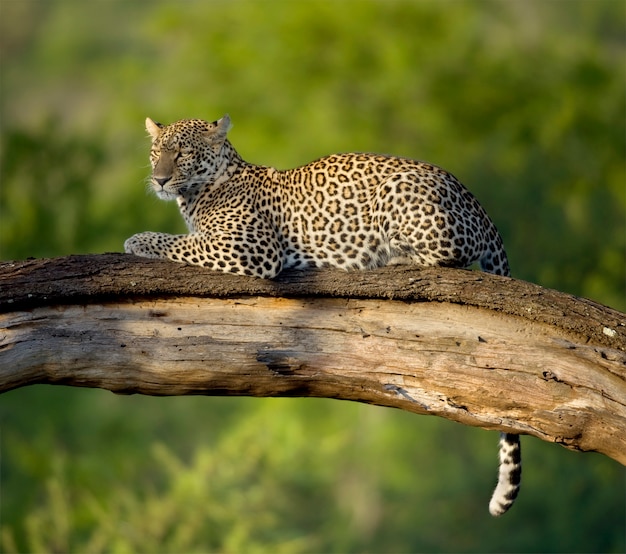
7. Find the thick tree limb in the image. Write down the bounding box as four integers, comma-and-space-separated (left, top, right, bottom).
1, 254, 625, 463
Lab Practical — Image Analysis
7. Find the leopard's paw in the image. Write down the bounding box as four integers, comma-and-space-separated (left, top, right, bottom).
124, 232, 163, 258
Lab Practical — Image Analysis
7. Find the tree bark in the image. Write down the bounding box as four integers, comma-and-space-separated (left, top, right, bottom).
1, 254, 625, 463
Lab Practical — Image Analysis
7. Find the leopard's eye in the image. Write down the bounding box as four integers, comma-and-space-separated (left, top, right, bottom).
175, 149, 193, 161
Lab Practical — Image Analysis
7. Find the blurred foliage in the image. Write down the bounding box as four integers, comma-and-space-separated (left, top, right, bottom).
0, 0, 624, 552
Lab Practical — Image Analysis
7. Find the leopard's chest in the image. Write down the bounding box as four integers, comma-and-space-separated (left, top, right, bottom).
179, 179, 259, 232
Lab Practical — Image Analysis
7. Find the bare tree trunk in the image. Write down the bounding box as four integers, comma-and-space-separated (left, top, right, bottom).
1, 254, 624, 464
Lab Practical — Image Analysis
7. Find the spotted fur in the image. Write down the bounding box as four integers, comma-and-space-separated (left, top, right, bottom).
125, 114, 521, 515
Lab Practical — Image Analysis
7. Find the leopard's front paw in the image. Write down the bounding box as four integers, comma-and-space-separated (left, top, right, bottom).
124, 232, 163, 259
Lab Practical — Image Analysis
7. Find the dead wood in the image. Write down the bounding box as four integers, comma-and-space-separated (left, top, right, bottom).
1, 254, 624, 463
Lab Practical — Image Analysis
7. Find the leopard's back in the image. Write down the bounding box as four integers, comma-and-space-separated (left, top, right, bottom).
264, 152, 510, 276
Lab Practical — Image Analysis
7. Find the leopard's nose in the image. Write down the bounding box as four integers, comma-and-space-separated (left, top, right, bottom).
154, 177, 170, 188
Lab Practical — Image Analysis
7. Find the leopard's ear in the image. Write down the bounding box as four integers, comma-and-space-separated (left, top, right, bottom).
206, 114, 232, 151
145, 117, 163, 141
220, 113, 233, 131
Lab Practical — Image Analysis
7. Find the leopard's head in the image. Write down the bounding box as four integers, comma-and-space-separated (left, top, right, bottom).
145, 115, 232, 200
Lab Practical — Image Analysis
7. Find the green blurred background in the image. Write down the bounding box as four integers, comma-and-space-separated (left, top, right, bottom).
1, 1, 624, 552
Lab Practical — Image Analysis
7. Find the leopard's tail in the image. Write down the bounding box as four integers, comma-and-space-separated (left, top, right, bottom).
489, 432, 522, 516
479, 227, 521, 516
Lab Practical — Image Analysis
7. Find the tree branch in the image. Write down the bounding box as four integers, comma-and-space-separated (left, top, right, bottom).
1, 254, 625, 463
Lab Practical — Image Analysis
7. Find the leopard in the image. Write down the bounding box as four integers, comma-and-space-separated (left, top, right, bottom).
124, 114, 521, 516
